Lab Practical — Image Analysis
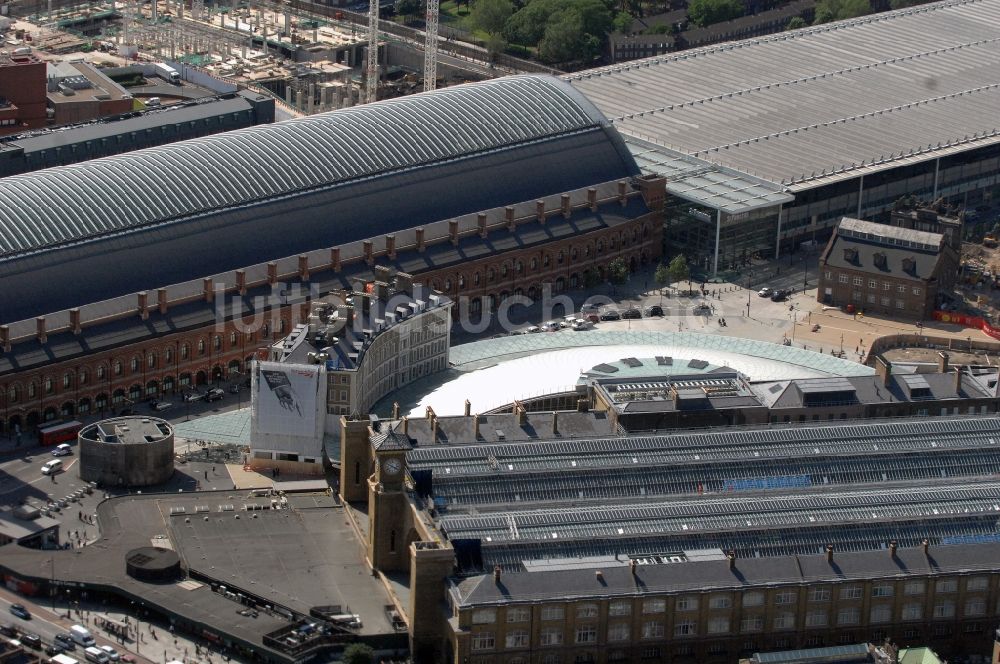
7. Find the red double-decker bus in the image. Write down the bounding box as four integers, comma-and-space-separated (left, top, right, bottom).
37, 420, 83, 447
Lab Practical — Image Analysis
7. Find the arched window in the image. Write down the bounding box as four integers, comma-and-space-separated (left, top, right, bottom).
597, 240, 605, 253
114, 360, 123, 376
557, 251, 565, 265
261, 323, 270, 338
543, 254, 551, 267
165, 348, 174, 364
571, 247, 578, 261
198, 340, 206, 355
27, 382, 36, 398
213, 335, 222, 351
130, 357, 139, 373
530, 258, 538, 271
8, 385, 18, 403
62, 373, 72, 389
229, 332, 237, 346
44, 377, 53, 394
147, 353, 156, 368
458, 275, 465, 289
585, 245, 592, 258
79, 369, 88, 385
473, 272, 481, 286
500, 264, 509, 278
515, 261, 523, 274
180, 344, 189, 360
96, 365, 106, 380
487, 268, 495, 283
279, 320, 286, 334
444, 279, 452, 291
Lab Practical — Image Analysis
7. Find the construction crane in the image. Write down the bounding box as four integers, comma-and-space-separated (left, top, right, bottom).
423, 0, 439, 91
365, 0, 379, 103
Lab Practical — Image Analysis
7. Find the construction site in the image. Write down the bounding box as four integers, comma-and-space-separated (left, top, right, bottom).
3, 0, 522, 115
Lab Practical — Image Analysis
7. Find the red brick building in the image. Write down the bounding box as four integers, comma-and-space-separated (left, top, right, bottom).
0, 53, 47, 135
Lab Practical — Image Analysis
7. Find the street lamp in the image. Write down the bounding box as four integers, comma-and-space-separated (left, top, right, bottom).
746, 271, 753, 317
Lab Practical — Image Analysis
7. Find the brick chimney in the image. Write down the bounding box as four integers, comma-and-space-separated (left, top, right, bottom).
536, 200, 546, 224
464, 399, 471, 417
955, 367, 963, 395
561, 194, 572, 218
401, 416, 408, 436
392, 402, 400, 419
415, 228, 425, 253
505, 206, 515, 232
267, 262, 278, 285
875, 357, 892, 387
157, 288, 168, 315
937, 351, 949, 374
727, 551, 736, 570
0, 325, 9, 352
69, 308, 82, 335
386, 234, 396, 259
478, 213, 488, 239
922, 539, 930, 556
363, 240, 374, 265
587, 187, 598, 211
36, 316, 47, 344
449, 220, 459, 246
473, 413, 480, 439
889, 540, 898, 557
236, 269, 247, 295
331, 247, 342, 273
137, 291, 149, 320
826, 544, 834, 563
298, 254, 310, 281
618, 180, 628, 206
203, 278, 214, 302
552, 411, 559, 436
516, 403, 527, 426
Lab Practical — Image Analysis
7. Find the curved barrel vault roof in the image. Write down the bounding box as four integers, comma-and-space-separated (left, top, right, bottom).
0, 74, 621, 260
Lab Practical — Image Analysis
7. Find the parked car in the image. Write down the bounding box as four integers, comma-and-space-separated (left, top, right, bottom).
643, 305, 664, 317
150, 401, 173, 412
770, 289, 789, 302
45, 644, 65, 656
757, 287, 773, 297
20, 632, 41, 649
183, 391, 204, 402
541, 321, 562, 332
622, 307, 642, 320
584, 313, 600, 323
205, 388, 225, 402
0, 623, 16, 636
52, 443, 72, 457
600, 309, 621, 321
525, 326, 541, 334
571, 319, 593, 331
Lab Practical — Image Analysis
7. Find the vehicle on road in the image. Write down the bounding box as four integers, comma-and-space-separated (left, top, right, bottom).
46, 643, 65, 656
541, 321, 561, 332
50, 654, 79, 664
20, 632, 41, 649
693, 304, 712, 315
150, 401, 173, 412
70, 625, 95, 647
119, 655, 136, 663
99, 646, 121, 662
83, 646, 109, 664
40, 460, 63, 475
770, 289, 789, 302
38, 420, 83, 447
228, 384, 240, 394
183, 391, 204, 402
8, 604, 30, 620
757, 287, 772, 297
0, 622, 16, 636
525, 326, 541, 334
205, 388, 225, 402
52, 443, 73, 457
54, 633, 76, 650
643, 305, 664, 317
599, 309, 621, 321
622, 307, 642, 320
571, 319, 593, 331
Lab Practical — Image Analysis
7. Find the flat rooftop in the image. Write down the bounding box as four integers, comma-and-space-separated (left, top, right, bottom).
568, 0, 1000, 191
82, 417, 172, 444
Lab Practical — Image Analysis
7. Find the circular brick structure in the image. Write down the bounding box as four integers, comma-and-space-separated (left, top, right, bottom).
78, 416, 174, 487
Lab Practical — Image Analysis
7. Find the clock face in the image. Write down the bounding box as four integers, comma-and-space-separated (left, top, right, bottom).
383, 457, 402, 476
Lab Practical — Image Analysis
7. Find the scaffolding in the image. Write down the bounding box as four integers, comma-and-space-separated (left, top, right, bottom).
364, 0, 378, 103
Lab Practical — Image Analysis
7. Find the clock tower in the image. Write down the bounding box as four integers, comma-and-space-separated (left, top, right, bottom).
368, 425, 412, 571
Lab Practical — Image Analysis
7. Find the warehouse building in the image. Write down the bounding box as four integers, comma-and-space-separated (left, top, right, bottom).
0, 90, 275, 178
567, 0, 1000, 274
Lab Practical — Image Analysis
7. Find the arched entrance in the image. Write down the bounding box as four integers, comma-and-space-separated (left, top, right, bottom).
227, 360, 241, 377
8, 414, 22, 433
145, 380, 159, 398
212, 366, 223, 383
42, 407, 57, 423
163, 376, 175, 393
26, 411, 39, 428
128, 385, 142, 402
60, 401, 74, 418
196, 371, 208, 386
78, 398, 91, 416
112, 389, 126, 406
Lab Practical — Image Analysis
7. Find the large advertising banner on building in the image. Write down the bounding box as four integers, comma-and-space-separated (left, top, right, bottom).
254, 362, 320, 437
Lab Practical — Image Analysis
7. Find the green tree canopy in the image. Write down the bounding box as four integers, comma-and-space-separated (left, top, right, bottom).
395, 0, 423, 21
612, 11, 632, 33
687, 0, 743, 27
785, 15, 807, 29
667, 254, 690, 285
342, 644, 375, 664
654, 262, 671, 289
471, 0, 515, 35
813, 0, 868, 24
607, 257, 629, 285
504, 0, 613, 47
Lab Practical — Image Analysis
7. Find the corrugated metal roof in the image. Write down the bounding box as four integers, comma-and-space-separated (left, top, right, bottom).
0, 75, 609, 259
567, 0, 1000, 188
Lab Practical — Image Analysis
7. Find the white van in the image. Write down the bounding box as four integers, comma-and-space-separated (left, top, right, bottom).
83, 647, 109, 664
70, 625, 95, 647
41, 459, 62, 475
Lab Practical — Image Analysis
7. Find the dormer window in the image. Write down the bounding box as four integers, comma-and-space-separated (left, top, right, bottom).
873, 252, 887, 269
843, 248, 858, 263
902, 257, 916, 274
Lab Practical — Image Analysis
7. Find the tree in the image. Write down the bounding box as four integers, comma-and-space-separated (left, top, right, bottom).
395, 0, 423, 23
471, 0, 515, 35
583, 268, 601, 288
813, 0, 868, 24
687, 0, 743, 27
612, 11, 632, 33
607, 257, 629, 285
538, 11, 603, 63
342, 644, 375, 664
667, 254, 690, 290
785, 15, 807, 29
504, 0, 614, 48
654, 262, 671, 290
